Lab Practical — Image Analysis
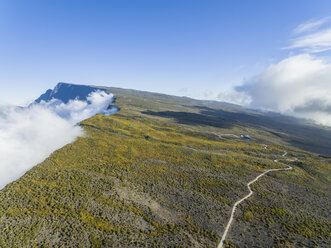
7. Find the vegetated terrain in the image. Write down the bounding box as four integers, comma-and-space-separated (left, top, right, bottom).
0, 84, 330, 247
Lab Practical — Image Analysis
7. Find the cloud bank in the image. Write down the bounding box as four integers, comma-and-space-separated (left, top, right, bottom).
218, 17, 331, 127
235, 54, 331, 126
0, 91, 114, 189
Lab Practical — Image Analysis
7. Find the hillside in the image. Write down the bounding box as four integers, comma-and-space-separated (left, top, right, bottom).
103, 85, 331, 157
0, 83, 330, 247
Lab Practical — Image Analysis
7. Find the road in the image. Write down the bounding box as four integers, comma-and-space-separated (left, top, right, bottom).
217, 151, 293, 248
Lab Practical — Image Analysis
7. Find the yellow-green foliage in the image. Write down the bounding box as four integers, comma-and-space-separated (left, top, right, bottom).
0, 109, 329, 247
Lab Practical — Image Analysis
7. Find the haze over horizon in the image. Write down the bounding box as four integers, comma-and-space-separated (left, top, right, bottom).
1, 0, 331, 125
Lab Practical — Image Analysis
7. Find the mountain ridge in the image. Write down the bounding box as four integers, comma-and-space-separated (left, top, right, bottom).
35, 82, 107, 103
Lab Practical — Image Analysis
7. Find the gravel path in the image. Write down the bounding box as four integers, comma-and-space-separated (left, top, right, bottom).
217, 151, 293, 248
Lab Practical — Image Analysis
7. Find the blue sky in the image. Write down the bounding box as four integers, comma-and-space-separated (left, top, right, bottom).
1, 0, 331, 105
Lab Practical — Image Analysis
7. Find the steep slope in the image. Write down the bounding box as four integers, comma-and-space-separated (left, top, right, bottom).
0, 83, 330, 247
35, 82, 108, 103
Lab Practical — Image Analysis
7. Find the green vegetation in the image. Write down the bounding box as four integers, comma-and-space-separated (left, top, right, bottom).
0, 87, 330, 247
228, 154, 331, 248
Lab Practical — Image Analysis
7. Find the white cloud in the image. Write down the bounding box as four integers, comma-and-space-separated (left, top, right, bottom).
218, 17, 331, 126
285, 17, 331, 53
287, 28, 331, 53
0, 91, 115, 189
40, 90, 115, 124
217, 89, 251, 106
234, 54, 331, 126
293, 17, 329, 34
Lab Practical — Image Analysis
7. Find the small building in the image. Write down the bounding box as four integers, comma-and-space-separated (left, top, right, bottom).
241, 134, 252, 141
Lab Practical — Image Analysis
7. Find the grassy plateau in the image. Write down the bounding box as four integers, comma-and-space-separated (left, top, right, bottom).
0, 85, 330, 247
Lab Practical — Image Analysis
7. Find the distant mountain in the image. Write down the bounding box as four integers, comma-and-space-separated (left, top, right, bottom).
35, 82, 107, 103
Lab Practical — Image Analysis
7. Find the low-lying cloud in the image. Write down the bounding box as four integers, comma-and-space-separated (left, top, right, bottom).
222, 54, 331, 126
217, 17, 331, 127
0, 90, 115, 189
39, 90, 115, 124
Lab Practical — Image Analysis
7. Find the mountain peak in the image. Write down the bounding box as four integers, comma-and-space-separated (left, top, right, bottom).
35, 82, 106, 103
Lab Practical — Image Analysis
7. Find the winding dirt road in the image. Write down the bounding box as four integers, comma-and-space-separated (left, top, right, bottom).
217, 151, 293, 248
